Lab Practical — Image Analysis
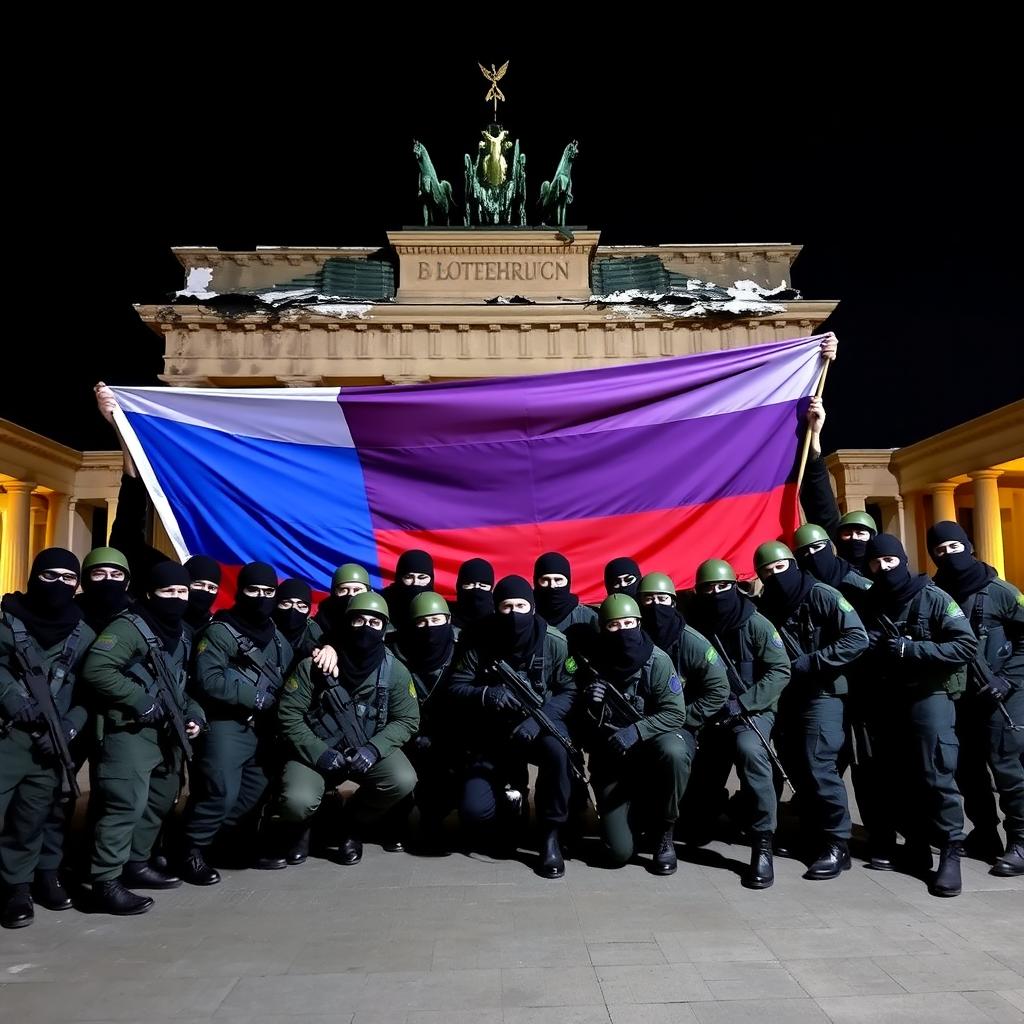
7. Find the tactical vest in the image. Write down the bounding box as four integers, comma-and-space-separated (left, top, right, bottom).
308, 650, 394, 750
214, 622, 286, 716
122, 614, 191, 712
3, 613, 87, 715
964, 587, 1013, 677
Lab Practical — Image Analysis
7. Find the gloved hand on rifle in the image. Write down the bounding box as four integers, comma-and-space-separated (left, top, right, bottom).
483, 685, 519, 713
136, 699, 167, 725
790, 654, 814, 682
883, 636, 913, 659
511, 717, 542, 745
32, 717, 77, 758
724, 695, 744, 720
607, 723, 640, 757
7, 698, 43, 728
346, 744, 380, 775
586, 681, 607, 704
316, 748, 347, 775
412, 733, 432, 754
253, 689, 277, 713
978, 674, 1012, 702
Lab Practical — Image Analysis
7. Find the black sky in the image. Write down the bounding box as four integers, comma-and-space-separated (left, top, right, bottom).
10, 42, 1020, 454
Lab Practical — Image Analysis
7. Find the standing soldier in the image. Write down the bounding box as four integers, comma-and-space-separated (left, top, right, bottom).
84, 562, 204, 915
179, 562, 292, 884
1, 549, 93, 928
272, 579, 323, 662
76, 547, 133, 634
533, 552, 598, 634
861, 534, 976, 897
392, 592, 461, 852
604, 558, 642, 600
267, 592, 419, 866
580, 594, 692, 874
314, 564, 370, 637
683, 559, 791, 889
928, 521, 1024, 877
382, 550, 435, 633
449, 575, 579, 878
752, 541, 869, 879
451, 558, 495, 637
183, 556, 221, 635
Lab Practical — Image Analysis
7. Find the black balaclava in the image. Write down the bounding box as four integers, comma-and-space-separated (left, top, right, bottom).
641, 600, 684, 652
533, 551, 579, 625
77, 557, 132, 632
403, 615, 455, 674
865, 534, 929, 608
604, 557, 641, 599
137, 561, 190, 652
385, 549, 434, 629
455, 557, 495, 623
927, 521, 996, 603
599, 624, 654, 683
490, 574, 545, 660
184, 554, 221, 629
1, 547, 82, 649
337, 609, 387, 684
836, 531, 873, 572
693, 583, 751, 635
758, 561, 815, 623
273, 578, 312, 648
216, 561, 277, 646
797, 542, 848, 589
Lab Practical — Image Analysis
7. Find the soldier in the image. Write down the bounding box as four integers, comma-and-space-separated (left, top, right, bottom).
267, 592, 419, 866
449, 575, 578, 878
682, 559, 791, 889
928, 521, 1024, 877
382, 550, 435, 633
179, 562, 292, 885
580, 594, 693, 874
1, 549, 93, 928
76, 547, 133, 634
84, 562, 204, 915
792, 523, 873, 604
636, 572, 730, 733
533, 552, 598, 634
451, 558, 495, 636
861, 533, 976, 897
314, 563, 370, 636
392, 591, 461, 852
272, 578, 323, 662
604, 557, 642, 600
752, 541, 869, 879
183, 555, 221, 635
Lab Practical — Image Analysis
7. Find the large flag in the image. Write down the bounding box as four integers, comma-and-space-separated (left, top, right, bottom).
112, 334, 825, 603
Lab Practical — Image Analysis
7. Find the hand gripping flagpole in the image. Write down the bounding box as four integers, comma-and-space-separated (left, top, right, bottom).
795, 352, 832, 493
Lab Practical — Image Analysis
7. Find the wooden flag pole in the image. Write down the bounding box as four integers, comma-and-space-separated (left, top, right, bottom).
795, 358, 831, 493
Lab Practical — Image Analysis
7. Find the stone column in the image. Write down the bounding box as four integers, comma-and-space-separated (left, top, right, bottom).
1, 480, 37, 594
970, 470, 1005, 578
45, 492, 70, 550
105, 497, 119, 543
929, 481, 958, 525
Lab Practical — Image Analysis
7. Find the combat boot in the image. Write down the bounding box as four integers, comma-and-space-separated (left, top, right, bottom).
743, 832, 774, 889
930, 839, 963, 898
181, 847, 220, 886
1, 884, 34, 929
651, 827, 678, 876
991, 838, 1024, 878
805, 839, 852, 880
94, 879, 154, 915
287, 827, 311, 866
121, 860, 183, 889
537, 826, 565, 879
32, 869, 73, 910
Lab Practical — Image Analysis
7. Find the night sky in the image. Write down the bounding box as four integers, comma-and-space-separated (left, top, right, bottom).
10, 47, 1019, 454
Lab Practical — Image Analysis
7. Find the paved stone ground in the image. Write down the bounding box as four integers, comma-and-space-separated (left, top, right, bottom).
2, 795, 1022, 1023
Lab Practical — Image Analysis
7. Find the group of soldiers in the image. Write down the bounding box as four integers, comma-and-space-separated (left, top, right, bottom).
1, 391, 1021, 930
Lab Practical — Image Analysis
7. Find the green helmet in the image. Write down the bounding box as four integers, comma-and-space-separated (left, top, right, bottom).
695, 559, 737, 586
409, 591, 450, 621
347, 591, 389, 622
82, 546, 130, 578
753, 541, 795, 573
792, 523, 831, 552
638, 572, 676, 598
332, 563, 370, 589
838, 510, 877, 534
599, 593, 641, 624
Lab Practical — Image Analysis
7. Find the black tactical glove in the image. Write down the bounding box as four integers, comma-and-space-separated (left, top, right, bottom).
979, 675, 1012, 702
511, 717, 542, 744
316, 748, 347, 774
136, 700, 167, 725
607, 723, 641, 757
346, 744, 380, 775
483, 686, 519, 712
8, 699, 42, 727
412, 733, 433, 754
253, 689, 277, 712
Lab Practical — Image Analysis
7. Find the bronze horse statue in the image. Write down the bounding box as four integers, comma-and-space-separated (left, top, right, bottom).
413, 140, 456, 226
538, 140, 578, 227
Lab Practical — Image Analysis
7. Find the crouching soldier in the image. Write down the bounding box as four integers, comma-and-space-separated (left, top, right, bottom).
84, 562, 204, 915
266, 592, 419, 865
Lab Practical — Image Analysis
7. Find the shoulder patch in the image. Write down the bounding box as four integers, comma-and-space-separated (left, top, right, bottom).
93, 633, 117, 652
946, 600, 964, 619
564, 656, 577, 675
838, 597, 854, 613
1017, 593, 1024, 609
668, 674, 683, 694
408, 681, 417, 698
285, 675, 299, 692
196, 638, 208, 655
770, 631, 785, 649
705, 647, 718, 664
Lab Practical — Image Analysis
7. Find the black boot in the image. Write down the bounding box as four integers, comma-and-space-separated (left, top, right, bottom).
335, 836, 363, 865
537, 826, 565, 879
742, 833, 774, 889
94, 879, 154, 915
380, 796, 412, 853
121, 860, 183, 890
1, 884, 34, 929
963, 827, 1004, 863
991, 838, 1024, 878
867, 837, 897, 871
805, 839, 852, 880
32, 869, 73, 911
181, 847, 220, 886
254, 820, 292, 871
651, 828, 678, 876
287, 827, 310, 866
930, 840, 963, 897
